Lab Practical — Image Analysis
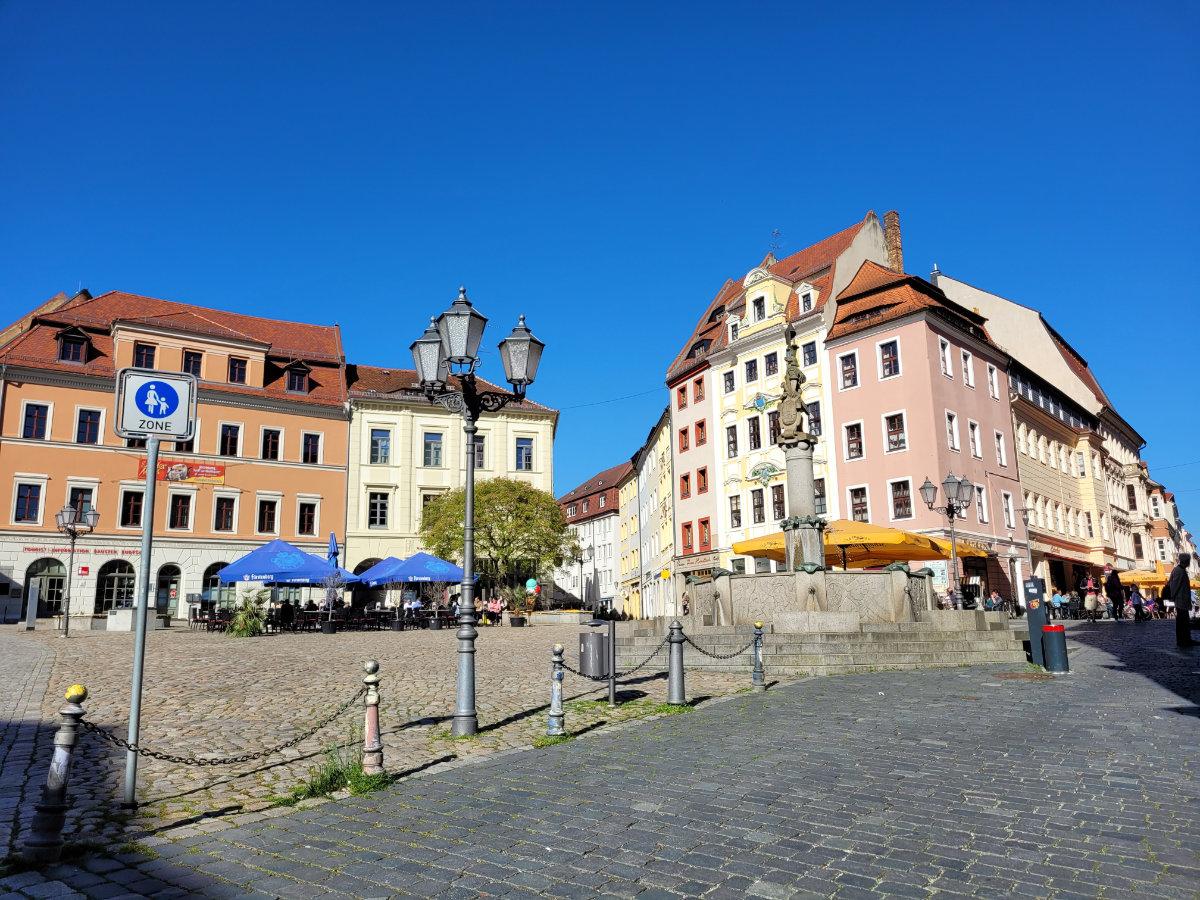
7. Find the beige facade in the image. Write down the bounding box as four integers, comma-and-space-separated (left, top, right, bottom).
636, 408, 675, 618
617, 465, 640, 616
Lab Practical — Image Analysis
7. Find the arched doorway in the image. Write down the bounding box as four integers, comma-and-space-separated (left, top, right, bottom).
202, 562, 233, 609
94, 560, 136, 613
156, 564, 182, 617
23, 558, 65, 618
352, 558, 385, 609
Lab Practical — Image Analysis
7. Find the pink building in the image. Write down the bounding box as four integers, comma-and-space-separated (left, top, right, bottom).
825, 261, 1028, 602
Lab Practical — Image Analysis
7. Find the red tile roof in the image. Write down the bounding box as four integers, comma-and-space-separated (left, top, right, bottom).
1044, 325, 1111, 407
559, 460, 634, 503
346, 364, 556, 414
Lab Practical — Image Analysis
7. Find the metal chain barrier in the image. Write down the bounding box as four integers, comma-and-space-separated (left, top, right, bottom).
560, 636, 669, 683
79, 686, 366, 767
682, 634, 756, 660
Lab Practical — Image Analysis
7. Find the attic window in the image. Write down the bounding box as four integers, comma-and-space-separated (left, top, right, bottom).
286, 366, 310, 393
58, 334, 87, 363
687, 339, 711, 359
707, 305, 725, 323
801, 292, 813, 313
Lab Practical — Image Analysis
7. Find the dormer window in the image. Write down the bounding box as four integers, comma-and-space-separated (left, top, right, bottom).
801, 292, 813, 313
707, 305, 725, 323
57, 331, 87, 363
286, 365, 310, 393
729, 322, 739, 342
752, 297, 766, 321
228, 357, 247, 384
687, 339, 711, 359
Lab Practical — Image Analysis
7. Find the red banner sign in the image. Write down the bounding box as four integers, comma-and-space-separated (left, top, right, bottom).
137, 458, 226, 485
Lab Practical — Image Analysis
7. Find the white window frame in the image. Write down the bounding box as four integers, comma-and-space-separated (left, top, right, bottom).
217, 420, 245, 457
295, 493, 322, 538
881, 409, 908, 454
212, 489, 241, 533
876, 338, 902, 380
301, 431, 325, 465
961, 350, 975, 387
255, 491, 284, 536
968, 419, 982, 458
514, 434, 536, 472
1002, 491, 1015, 530
422, 431, 445, 468
945, 411, 960, 451
837, 351, 860, 391
73, 405, 106, 446
846, 484, 872, 524
994, 430, 1008, 467
11, 473, 49, 526
367, 425, 392, 466
63, 477, 100, 518
887, 477, 915, 522
975, 484, 988, 524
939, 339, 953, 377
259, 424, 285, 462
19, 399, 54, 441
842, 420, 865, 462
117, 482, 146, 531
752, 296, 766, 321
165, 486, 198, 533
987, 364, 999, 400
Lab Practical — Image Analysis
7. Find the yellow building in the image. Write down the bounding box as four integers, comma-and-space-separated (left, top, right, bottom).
617, 464, 641, 617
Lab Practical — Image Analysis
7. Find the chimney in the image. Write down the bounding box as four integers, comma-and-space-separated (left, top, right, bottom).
883, 210, 903, 273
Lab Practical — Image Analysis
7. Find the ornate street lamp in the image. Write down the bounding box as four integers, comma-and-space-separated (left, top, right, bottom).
920, 472, 974, 606
411, 286, 545, 737
55, 503, 99, 638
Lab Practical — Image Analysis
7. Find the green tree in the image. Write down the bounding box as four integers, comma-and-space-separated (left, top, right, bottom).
420, 478, 577, 586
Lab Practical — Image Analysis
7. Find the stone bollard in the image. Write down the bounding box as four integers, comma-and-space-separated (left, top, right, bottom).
24, 683, 87, 864
667, 620, 687, 706
751, 622, 766, 692
546, 644, 566, 736
361, 660, 383, 776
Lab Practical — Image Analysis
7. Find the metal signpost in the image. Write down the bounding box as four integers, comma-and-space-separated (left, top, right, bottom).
114, 368, 197, 807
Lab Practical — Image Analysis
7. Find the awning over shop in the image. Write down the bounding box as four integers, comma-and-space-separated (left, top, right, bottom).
731, 520, 985, 569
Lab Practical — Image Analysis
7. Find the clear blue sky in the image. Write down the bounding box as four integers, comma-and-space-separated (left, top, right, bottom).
1, 3, 1196, 521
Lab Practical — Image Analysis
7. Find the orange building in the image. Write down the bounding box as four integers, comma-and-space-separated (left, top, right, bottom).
0, 289, 349, 626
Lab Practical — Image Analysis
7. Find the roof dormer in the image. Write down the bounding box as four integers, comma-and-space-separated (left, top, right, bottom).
55, 326, 91, 364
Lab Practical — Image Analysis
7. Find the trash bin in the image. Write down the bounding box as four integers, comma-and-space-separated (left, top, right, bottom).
579, 630, 609, 678
1042, 624, 1069, 674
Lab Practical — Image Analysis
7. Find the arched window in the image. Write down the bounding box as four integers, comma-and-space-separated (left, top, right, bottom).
23, 557, 65, 618
156, 564, 182, 616
202, 562, 233, 608
94, 560, 136, 613
352, 558, 386, 608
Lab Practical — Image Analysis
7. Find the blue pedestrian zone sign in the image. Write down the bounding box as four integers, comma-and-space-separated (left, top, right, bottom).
115, 368, 197, 440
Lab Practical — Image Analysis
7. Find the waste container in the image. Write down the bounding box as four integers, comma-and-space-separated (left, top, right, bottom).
579, 630, 609, 678
1042, 624, 1069, 674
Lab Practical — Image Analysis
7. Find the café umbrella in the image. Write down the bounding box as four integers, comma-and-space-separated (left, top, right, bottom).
217, 539, 360, 585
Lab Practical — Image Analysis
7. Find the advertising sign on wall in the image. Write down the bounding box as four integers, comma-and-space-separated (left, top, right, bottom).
137, 459, 226, 485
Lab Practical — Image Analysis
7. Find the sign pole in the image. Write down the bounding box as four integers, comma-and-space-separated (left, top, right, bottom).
123, 436, 160, 808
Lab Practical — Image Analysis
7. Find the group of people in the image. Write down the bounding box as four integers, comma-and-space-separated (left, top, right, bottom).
1060, 555, 1197, 648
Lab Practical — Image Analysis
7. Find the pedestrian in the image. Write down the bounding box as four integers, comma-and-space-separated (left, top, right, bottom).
1166, 553, 1194, 649
1081, 574, 1101, 622
1130, 585, 1146, 622
1103, 564, 1125, 621
1067, 590, 1081, 620
1050, 589, 1063, 620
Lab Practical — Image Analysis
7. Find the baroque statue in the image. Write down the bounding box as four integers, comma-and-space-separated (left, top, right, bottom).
776, 324, 810, 445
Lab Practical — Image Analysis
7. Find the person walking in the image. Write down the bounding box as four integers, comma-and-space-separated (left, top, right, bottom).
1166, 553, 1194, 649
1081, 573, 1101, 622
1130, 585, 1146, 622
1103, 564, 1124, 621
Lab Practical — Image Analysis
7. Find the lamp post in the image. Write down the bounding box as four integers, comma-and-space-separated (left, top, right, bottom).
576, 545, 593, 610
54, 504, 99, 638
919, 473, 975, 607
411, 287, 544, 738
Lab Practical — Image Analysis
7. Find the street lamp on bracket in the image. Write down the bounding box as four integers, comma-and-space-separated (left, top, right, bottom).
410, 287, 545, 738
920, 472, 975, 606
55, 503, 99, 638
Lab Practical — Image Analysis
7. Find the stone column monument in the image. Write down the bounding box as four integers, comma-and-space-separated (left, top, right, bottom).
776, 325, 825, 569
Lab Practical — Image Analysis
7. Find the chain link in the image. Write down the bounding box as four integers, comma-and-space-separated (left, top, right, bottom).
79, 686, 366, 767
682, 634, 757, 660
560, 636, 669, 683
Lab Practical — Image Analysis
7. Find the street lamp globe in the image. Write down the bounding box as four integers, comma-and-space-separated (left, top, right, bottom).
55, 506, 74, 530
83, 507, 99, 530
410, 317, 446, 388
437, 287, 488, 371
941, 472, 960, 506
497, 315, 544, 392
956, 478, 975, 507
919, 477, 938, 509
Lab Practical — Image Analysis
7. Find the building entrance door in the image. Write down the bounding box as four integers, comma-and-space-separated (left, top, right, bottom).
156, 565, 182, 617
23, 558, 65, 618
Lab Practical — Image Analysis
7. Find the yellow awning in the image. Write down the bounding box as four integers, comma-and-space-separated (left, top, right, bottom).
927, 536, 989, 559
731, 520, 983, 569
1119, 562, 1169, 587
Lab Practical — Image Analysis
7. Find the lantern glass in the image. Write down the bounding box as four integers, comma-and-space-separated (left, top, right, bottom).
956, 478, 975, 506
410, 318, 446, 386
919, 477, 938, 509
498, 315, 545, 388
436, 287, 488, 369
941, 473, 959, 505
55, 506, 72, 529
83, 507, 100, 530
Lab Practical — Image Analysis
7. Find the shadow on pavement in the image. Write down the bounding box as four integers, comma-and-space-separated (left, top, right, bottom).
1066, 620, 1199, 715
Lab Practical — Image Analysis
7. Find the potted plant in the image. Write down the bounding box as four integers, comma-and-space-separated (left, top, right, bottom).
228, 588, 270, 638
320, 571, 343, 635
507, 588, 533, 627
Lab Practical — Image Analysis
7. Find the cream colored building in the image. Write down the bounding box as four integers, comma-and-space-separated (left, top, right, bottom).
636, 408, 676, 618
344, 366, 557, 576
617, 463, 641, 616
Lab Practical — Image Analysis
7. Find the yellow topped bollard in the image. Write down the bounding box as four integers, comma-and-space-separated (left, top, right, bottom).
24, 682, 88, 863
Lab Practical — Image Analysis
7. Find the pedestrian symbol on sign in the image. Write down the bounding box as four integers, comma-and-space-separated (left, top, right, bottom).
134, 381, 179, 419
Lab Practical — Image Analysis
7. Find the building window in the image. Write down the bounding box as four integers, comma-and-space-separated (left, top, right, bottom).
1002, 492, 1015, 529
751, 488, 765, 524
14, 483, 41, 523
228, 357, 247, 384
214, 496, 236, 532
693, 377, 704, 402
698, 517, 711, 551
723, 371, 735, 393
133, 342, 156, 368
23, 403, 49, 440
1157, 538, 1167, 561
423, 492, 443, 511
968, 421, 982, 458
76, 409, 101, 444
168, 494, 192, 530
771, 484, 785, 520
844, 422, 863, 460
961, 351, 974, 387
745, 359, 758, 383
695, 420, 707, 446
764, 352, 778, 377
890, 480, 913, 520
752, 297, 766, 321
849, 487, 869, 522
879, 340, 900, 378
994, 431, 1008, 466
726, 425, 738, 458
582, 499, 589, 513
802, 341, 817, 366
175, 436, 194, 453
95, 561, 136, 613
768, 411, 780, 445
679, 474, 691, 499
59, 335, 87, 362
1084, 512, 1094, 539
567, 504, 576, 517
682, 522, 693, 551
68, 486, 93, 515
261, 428, 281, 461
1133, 533, 1144, 559
729, 495, 742, 528
975, 486, 988, 523
369, 428, 390, 464
126, 437, 147, 449
257, 499, 278, 534
730, 322, 739, 342
839, 352, 858, 389
423, 433, 443, 467
676, 385, 687, 409
298, 501, 317, 536
697, 467, 708, 494
814, 478, 826, 515
987, 364, 999, 399
471, 435, 485, 469
748, 416, 762, 450
946, 412, 960, 451
120, 490, 143, 528
939, 339, 953, 377
801, 292, 813, 313
182, 350, 202, 376
885, 413, 906, 452
806, 402, 822, 436
1126, 484, 1137, 511
302, 433, 321, 464
219, 424, 240, 457
515, 437, 534, 471
678, 428, 689, 452
286, 368, 309, 393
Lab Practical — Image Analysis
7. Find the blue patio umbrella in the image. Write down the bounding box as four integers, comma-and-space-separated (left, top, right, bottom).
356, 556, 408, 588
217, 539, 361, 585
327, 533, 339, 567
386, 552, 467, 584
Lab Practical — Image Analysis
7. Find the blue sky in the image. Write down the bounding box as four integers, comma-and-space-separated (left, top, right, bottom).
1, 2, 1196, 521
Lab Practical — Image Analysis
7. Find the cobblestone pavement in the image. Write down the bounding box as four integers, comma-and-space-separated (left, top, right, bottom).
3, 619, 1197, 898
0, 622, 748, 855
0, 635, 54, 856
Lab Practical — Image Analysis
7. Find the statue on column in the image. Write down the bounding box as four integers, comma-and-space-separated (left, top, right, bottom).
777, 325, 810, 446
775, 323, 824, 569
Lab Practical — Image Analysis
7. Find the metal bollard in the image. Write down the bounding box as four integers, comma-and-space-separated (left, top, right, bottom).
362, 660, 383, 776
1041, 624, 1070, 674
667, 620, 687, 706
24, 683, 88, 864
546, 644, 566, 736
751, 622, 766, 692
